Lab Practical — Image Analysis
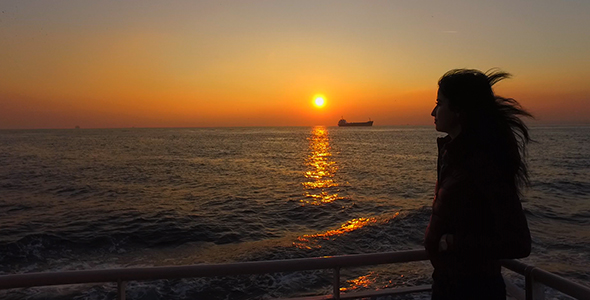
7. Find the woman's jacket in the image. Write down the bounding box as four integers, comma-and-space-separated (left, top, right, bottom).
424, 133, 531, 278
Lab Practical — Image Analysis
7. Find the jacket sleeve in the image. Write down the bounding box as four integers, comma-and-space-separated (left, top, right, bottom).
446, 164, 531, 260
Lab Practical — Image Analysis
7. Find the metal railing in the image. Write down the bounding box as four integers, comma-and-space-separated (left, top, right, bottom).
0, 249, 589, 300
501, 259, 590, 300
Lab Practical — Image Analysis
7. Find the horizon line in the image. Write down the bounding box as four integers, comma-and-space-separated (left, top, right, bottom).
1, 122, 589, 131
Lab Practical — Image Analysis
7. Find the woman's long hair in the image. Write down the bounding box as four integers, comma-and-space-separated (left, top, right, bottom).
438, 68, 533, 192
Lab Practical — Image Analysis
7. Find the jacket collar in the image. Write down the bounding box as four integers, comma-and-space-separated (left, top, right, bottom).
436, 132, 476, 162
437, 135, 452, 151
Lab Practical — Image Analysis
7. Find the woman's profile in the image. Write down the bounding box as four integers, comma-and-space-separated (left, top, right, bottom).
425, 69, 532, 300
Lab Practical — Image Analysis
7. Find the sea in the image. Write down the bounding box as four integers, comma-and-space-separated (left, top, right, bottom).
0, 125, 588, 300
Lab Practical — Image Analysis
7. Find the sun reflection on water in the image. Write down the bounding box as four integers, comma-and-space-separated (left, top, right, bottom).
340, 271, 377, 292
301, 126, 342, 205
293, 212, 400, 249
340, 271, 406, 292
293, 217, 377, 249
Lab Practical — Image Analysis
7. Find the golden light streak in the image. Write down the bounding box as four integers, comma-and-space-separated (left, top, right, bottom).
340, 272, 377, 292
340, 272, 407, 292
293, 212, 401, 249
293, 218, 377, 249
300, 126, 341, 205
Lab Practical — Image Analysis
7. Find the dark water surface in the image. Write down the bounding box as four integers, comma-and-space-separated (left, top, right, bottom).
0, 126, 588, 299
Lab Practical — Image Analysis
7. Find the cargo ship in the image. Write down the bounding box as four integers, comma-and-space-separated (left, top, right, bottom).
338, 117, 373, 127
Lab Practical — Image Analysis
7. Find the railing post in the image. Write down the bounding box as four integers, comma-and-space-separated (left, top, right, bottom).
117, 279, 127, 300
525, 267, 545, 300
333, 267, 340, 300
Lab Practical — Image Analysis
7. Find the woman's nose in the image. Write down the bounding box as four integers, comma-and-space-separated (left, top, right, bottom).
431, 106, 437, 117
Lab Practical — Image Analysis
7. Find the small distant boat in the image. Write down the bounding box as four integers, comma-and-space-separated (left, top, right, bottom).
338, 117, 373, 127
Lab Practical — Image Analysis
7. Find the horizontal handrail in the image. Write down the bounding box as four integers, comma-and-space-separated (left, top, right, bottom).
501, 260, 590, 300
1, 250, 588, 300
0, 250, 428, 290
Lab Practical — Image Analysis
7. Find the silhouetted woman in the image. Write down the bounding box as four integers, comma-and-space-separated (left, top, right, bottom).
425, 69, 532, 300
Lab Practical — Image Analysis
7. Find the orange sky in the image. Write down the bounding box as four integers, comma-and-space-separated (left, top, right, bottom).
1, 1, 589, 129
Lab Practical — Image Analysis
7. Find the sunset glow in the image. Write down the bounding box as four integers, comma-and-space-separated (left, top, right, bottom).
0, 1, 588, 128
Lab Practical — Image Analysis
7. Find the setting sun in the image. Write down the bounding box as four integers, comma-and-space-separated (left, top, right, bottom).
314, 96, 326, 108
